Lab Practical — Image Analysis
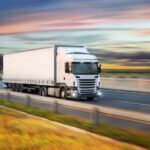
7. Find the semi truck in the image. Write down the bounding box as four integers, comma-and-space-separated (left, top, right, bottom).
3, 45, 101, 100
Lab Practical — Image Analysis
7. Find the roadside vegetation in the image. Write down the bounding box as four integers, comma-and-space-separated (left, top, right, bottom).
101, 72, 150, 79
0, 98, 150, 149
0, 106, 145, 150
101, 69, 150, 79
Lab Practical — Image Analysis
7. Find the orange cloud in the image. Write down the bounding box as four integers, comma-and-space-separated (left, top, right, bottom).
0, 21, 97, 34
0, 10, 100, 34
0, 22, 38, 34
133, 28, 150, 35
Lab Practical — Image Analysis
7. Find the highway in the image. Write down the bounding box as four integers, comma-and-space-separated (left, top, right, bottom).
0, 86, 150, 131
0, 81, 150, 114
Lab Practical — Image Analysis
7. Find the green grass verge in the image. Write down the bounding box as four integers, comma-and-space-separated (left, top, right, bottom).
0, 98, 150, 149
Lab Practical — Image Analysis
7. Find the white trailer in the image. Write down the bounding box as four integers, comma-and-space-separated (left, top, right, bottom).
3, 45, 101, 100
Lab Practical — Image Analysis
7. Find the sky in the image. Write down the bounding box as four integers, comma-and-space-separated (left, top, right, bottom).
0, 0, 150, 69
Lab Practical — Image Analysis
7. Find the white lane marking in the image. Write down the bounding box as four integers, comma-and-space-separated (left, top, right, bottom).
114, 100, 150, 107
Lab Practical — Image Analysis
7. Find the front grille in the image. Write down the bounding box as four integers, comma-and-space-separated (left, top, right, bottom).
77, 79, 96, 95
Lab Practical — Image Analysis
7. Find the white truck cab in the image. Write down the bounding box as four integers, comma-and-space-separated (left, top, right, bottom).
56, 46, 101, 100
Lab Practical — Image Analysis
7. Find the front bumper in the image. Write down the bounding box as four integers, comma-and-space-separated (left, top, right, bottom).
69, 88, 102, 99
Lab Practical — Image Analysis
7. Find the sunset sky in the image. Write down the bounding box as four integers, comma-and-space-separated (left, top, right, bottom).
0, 0, 149, 69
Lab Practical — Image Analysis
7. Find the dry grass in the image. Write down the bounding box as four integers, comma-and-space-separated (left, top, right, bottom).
0, 107, 145, 150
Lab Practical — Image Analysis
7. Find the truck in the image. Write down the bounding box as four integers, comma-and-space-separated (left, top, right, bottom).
3, 45, 102, 100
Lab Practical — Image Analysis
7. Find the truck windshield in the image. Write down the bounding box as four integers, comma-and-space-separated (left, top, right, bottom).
72, 62, 99, 75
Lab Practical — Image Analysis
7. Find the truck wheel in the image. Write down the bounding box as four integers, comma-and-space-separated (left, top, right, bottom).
43, 87, 48, 96
16, 84, 20, 92
14, 84, 18, 92
7, 83, 11, 88
87, 97, 94, 101
18, 84, 23, 92
11, 84, 15, 91
10, 84, 13, 91
60, 88, 67, 99
40, 87, 48, 96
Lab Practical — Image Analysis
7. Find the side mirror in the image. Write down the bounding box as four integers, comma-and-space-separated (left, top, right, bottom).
98, 64, 102, 73
65, 62, 70, 73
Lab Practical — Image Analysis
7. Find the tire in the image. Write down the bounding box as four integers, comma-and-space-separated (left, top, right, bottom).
16, 84, 20, 92
11, 84, 15, 91
7, 83, 11, 88
40, 87, 48, 96
14, 84, 18, 92
87, 97, 94, 101
18, 84, 23, 92
60, 87, 67, 99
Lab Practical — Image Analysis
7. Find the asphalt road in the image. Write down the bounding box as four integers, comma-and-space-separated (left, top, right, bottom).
90, 89, 150, 114
0, 82, 150, 131
0, 81, 150, 114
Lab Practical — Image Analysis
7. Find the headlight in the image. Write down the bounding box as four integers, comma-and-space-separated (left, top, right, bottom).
71, 90, 78, 98
97, 90, 103, 97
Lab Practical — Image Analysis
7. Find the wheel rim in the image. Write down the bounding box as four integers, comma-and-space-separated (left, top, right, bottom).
61, 90, 65, 98
41, 89, 45, 96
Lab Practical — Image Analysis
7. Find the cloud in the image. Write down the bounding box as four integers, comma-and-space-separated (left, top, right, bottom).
121, 59, 150, 66
89, 50, 150, 67
14, 32, 106, 47
0, 0, 150, 34
133, 28, 150, 35
97, 51, 150, 60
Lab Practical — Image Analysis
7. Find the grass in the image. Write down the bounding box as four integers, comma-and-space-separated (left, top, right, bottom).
0, 106, 144, 150
101, 72, 150, 79
101, 69, 150, 79
0, 98, 150, 149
